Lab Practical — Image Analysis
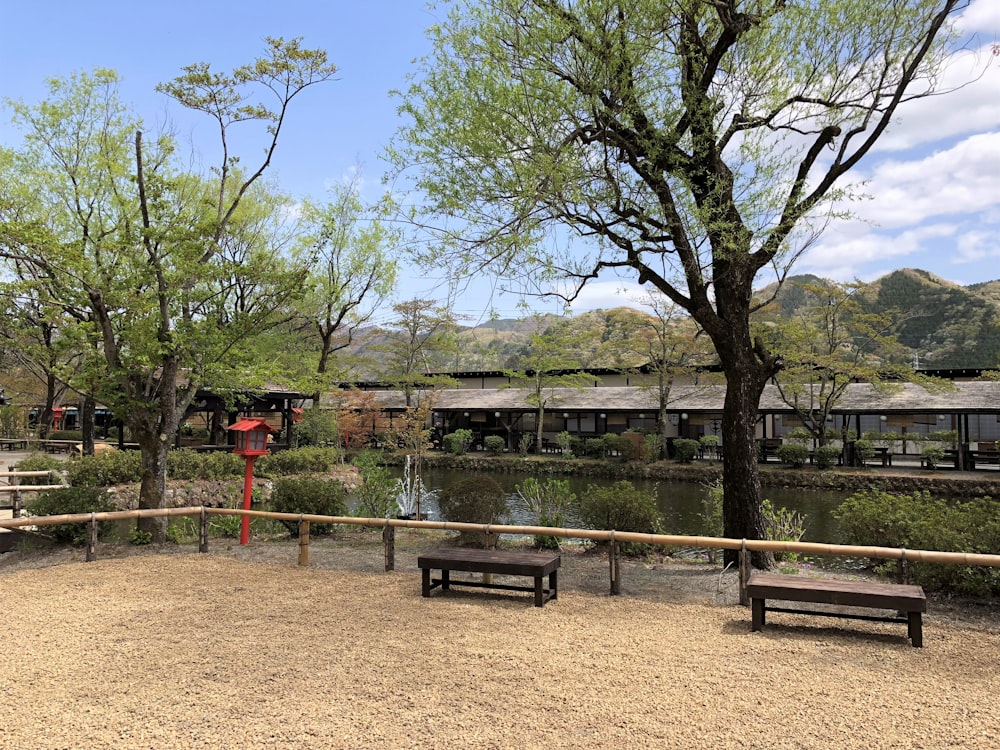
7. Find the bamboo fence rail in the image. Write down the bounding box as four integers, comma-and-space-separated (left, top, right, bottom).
3, 508, 1000, 600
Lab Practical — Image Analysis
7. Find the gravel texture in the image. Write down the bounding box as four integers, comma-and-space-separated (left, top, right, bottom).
1, 533, 999, 749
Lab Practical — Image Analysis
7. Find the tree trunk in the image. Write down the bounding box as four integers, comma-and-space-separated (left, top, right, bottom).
718, 354, 773, 569
135, 430, 170, 542
81, 394, 96, 455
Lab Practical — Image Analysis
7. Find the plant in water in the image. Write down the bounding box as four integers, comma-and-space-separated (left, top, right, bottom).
513, 477, 577, 550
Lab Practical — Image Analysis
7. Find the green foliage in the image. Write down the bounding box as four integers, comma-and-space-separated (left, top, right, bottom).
814, 444, 842, 470
834, 489, 1000, 595
268, 476, 349, 536
26, 486, 117, 545
554, 431, 574, 457
854, 439, 875, 464
129, 527, 154, 545
442, 429, 474, 455
578, 480, 664, 554
0, 405, 27, 438
437, 476, 509, 526
784, 428, 812, 444
167, 449, 244, 480
583, 437, 606, 458
13, 453, 64, 485
353, 453, 398, 519
673, 438, 700, 463
66, 451, 142, 486
513, 477, 577, 550
256, 447, 342, 477
762, 499, 807, 562
295, 408, 339, 447
776, 443, 809, 468
642, 433, 662, 461
700, 480, 725, 563
517, 433, 533, 457
484, 435, 506, 455
921, 444, 945, 469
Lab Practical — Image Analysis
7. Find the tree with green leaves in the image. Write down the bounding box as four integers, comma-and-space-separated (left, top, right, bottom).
0, 39, 336, 540
376, 299, 461, 406
294, 178, 399, 383
504, 314, 596, 452
390, 0, 971, 565
757, 280, 918, 447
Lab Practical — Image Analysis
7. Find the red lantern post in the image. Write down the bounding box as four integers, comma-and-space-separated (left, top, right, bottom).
228, 418, 277, 545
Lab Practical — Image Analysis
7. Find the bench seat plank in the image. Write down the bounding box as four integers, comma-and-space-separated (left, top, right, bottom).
418, 548, 560, 607
747, 573, 926, 647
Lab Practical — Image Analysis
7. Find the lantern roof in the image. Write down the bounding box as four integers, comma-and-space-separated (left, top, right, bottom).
227, 418, 278, 434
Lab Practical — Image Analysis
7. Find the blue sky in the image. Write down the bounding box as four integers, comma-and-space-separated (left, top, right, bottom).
2, 1, 999, 322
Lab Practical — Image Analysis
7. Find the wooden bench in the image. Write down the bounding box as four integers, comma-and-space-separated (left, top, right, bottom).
747, 573, 926, 647
418, 548, 560, 607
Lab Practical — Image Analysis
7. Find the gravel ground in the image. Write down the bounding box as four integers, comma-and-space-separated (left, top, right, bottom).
1, 532, 999, 749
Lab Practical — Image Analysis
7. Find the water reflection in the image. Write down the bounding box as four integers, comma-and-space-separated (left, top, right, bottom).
410, 467, 851, 544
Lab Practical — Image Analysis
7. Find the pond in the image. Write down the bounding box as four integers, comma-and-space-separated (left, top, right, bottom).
404, 467, 852, 545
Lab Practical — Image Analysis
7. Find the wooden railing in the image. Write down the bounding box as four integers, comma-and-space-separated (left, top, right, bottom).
3, 508, 1000, 604
0, 471, 67, 517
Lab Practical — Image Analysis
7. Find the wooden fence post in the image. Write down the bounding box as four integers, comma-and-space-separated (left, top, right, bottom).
199, 508, 209, 553
86, 514, 98, 562
383, 522, 395, 572
298, 518, 310, 567
739, 539, 749, 606
609, 532, 621, 596
12, 486, 21, 519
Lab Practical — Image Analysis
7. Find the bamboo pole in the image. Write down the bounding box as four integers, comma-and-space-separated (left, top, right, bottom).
0, 485, 67, 492
298, 519, 310, 567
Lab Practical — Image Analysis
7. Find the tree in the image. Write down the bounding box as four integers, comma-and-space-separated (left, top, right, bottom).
376, 299, 461, 406
0, 40, 336, 540
607, 297, 715, 458
294, 178, 399, 382
504, 314, 595, 452
391, 0, 969, 565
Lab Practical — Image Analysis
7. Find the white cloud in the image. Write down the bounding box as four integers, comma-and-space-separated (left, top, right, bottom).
955, 229, 1000, 262
955, 0, 1000, 34
561, 280, 650, 312
801, 223, 959, 279
875, 45, 1000, 153
848, 131, 1000, 228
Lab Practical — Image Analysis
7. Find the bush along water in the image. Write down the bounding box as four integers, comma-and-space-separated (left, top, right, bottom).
436, 476, 509, 547
513, 477, 577, 550
26, 486, 117, 545
577, 480, 664, 555
268, 475, 348, 536
834, 488, 1000, 595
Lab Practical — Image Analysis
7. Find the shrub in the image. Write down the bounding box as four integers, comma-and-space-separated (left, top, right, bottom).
26, 486, 117, 545
834, 489, 1000, 595
352, 453, 397, 519
583, 437, 606, 458
700, 480, 724, 563
484, 435, 506, 455
436, 476, 509, 547
673, 438, 700, 463
642, 433, 662, 461
784, 427, 812, 444
295, 407, 339, 447
517, 433, 533, 457
921, 444, 945, 470
13, 453, 65, 485
762, 499, 807, 561
167, 449, 244, 480
66, 450, 142, 486
513, 477, 577, 550
776, 442, 809, 468
854, 439, 875, 465
268, 475, 349, 536
442, 429, 474, 455
256, 447, 341, 477
578, 480, 664, 554
554, 431, 574, 457
814, 444, 842, 470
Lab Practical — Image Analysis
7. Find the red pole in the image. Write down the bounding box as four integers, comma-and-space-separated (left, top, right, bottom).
240, 456, 256, 545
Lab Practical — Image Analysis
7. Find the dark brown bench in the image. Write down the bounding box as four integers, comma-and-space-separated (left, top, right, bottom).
747, 573, 926, 647
418, 548, 560, 607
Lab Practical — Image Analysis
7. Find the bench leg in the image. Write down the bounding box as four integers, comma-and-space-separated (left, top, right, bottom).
549, 570, 558, 601
441, 569, 450, 590
534, 576, 544, 607
908, 612, 923, 648
751, 598, 765, 631
421, 567, 431, 597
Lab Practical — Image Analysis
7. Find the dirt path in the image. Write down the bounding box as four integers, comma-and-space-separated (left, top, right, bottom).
1, 534, 998, 749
